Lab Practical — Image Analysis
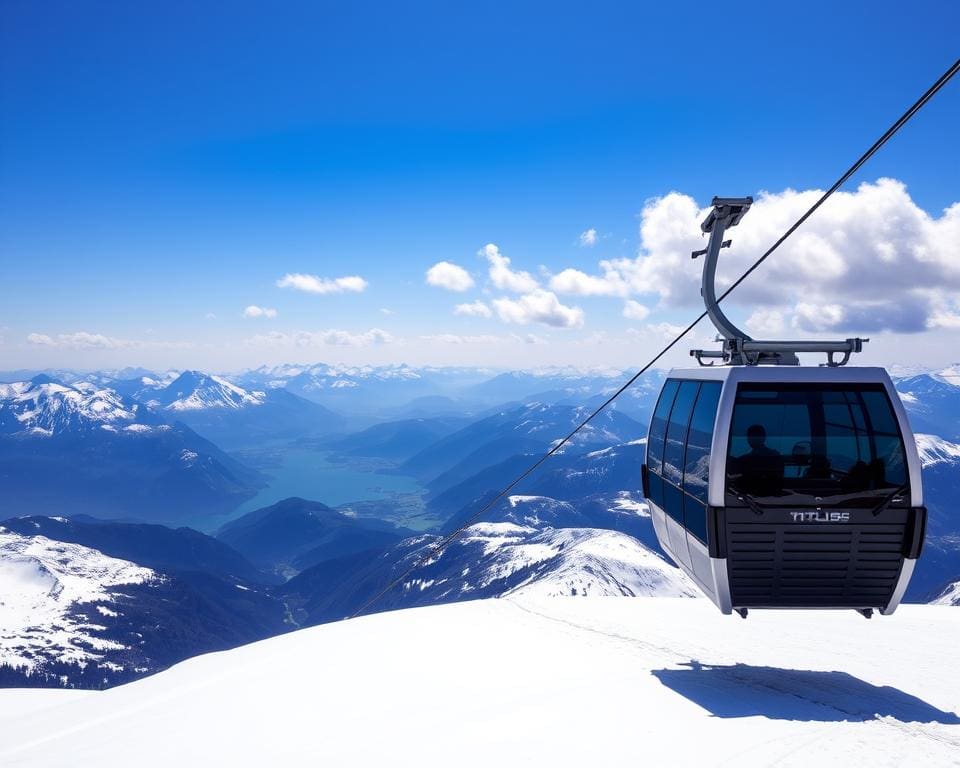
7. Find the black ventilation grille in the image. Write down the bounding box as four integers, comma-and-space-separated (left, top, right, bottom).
726, 523, 906, 608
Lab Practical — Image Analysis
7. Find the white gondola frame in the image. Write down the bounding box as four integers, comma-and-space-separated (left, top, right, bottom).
646, 365, 924, 616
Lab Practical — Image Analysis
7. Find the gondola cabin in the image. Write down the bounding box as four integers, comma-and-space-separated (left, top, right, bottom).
642, 365, 926, 617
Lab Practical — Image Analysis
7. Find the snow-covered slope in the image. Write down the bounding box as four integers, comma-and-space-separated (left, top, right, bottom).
280, 522, 694, 624
915, 433, 960, 467
895, 371, 960, 440
931, 581, 960, 606
498, 524, 692, 598
2, 598, 958, 767
449, 522, 696, 599
0, 530, 157, 675
0, 376, 161, 436
0, 524, 291, 689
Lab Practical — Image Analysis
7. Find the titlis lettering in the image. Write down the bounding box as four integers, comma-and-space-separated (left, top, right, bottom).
790, 510, 851, 523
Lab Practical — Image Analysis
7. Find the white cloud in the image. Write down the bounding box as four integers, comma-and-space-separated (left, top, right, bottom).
380, 308, 395, 315
622, 300, 651, 321
928, 308, 960, 329
242, 305, 278, 319
26, 331, 191, 350
550, 267, 629, 297
481, 244, 540, 293
27, 332, 127, 350
421, 333, 503, 344
205, 313, 217, 320
579, 228, 598, 247
249, 328, 394, 348
454, 300, 492, 318
426, 261, 475, 292
746, 308, 785, 335
492, 290, 584, 329
626, 322, 689, 341
313, 328, 393, 346
421, 332, 546, 345
551, 179, 960, 334
276, 273, 369, 294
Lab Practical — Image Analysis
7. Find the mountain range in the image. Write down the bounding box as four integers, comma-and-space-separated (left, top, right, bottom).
0, 377, 264, 525
1, 363, 959, 690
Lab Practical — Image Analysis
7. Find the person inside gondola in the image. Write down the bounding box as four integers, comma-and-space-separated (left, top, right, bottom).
735, 424, 785, 496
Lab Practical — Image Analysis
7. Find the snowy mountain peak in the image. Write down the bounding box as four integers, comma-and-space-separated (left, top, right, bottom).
156, 371, 266, 411
0, 379, 153, 436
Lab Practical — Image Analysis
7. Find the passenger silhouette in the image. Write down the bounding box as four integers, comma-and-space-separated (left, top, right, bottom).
736, 424, 785, 496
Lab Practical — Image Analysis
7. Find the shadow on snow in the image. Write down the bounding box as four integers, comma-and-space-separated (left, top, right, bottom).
652, 661, 960, 724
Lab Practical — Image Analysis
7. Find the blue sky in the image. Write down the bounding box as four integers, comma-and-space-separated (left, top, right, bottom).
2, 1, 958, 372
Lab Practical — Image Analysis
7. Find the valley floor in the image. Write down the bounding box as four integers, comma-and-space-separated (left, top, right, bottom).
1, 597, 958, 767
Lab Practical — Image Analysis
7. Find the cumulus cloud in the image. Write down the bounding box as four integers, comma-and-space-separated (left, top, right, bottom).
579, 228, 598, 247
248, 328, 393, 348
746, 309, 786, 335
622, 300, 651, 321
454, 300, 492, 318
426, 261, 475, 292
481, 244, 540, 293
242, 305, 278, 319
549, 267, 629, 297
551, 179, 960, 334
276, 273, 368, 294
492, 290, 584, 329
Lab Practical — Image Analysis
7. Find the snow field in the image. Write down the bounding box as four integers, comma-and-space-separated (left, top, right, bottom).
0, 597, 957, 767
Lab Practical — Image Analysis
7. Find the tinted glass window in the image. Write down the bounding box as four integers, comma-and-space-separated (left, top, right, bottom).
726, 383, 908, 506
685, 496, 708, 543
683, 382, 721, 503
664, 482, 684, 524
663, 381, 699, 486
646, 379, 679, 475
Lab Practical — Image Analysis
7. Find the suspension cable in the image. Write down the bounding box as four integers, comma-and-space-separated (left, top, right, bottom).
349, 56, 960, 620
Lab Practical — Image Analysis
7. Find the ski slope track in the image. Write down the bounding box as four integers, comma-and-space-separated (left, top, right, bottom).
1, 598, 958, 767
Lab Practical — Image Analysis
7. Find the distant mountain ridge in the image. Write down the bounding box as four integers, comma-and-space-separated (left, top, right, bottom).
141, 371, 345, 449
217, 497, 410, 576
1, 515, 274, 584
150, 371, 267, 411
402, 402, 645, 491
895, 369, 960, 441
0, 377, 264, 524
